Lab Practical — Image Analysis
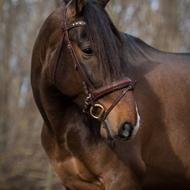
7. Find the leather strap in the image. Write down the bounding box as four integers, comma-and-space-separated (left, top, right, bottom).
91, 78, 136, 102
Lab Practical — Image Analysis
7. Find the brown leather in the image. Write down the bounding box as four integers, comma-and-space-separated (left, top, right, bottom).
91, 78, 136, 102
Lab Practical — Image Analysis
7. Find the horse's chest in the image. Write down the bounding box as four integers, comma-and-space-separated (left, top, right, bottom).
54, 156, 101, 183
70, 157, 95, 180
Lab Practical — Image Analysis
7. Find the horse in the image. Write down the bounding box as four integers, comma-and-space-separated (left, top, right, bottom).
31, 0, 190, 189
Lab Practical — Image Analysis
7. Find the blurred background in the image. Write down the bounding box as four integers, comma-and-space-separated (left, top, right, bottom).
0, 0, 189, 189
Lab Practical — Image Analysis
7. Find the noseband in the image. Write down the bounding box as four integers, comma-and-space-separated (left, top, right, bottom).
60, 6, 136, 128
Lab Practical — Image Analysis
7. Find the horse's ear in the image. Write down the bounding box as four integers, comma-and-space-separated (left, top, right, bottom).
98, 0, 110, 8
66, 0, 86, 18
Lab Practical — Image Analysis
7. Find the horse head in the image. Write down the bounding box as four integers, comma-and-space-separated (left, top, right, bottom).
51, 0, 140, 140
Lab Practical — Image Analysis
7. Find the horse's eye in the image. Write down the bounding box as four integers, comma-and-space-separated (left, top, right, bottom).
82, 48, 93, 55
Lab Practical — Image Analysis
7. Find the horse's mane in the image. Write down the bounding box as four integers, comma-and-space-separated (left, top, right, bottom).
82, 2, 124, 83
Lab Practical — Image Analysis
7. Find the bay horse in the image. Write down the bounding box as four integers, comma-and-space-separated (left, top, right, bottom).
31, 0, 190, 189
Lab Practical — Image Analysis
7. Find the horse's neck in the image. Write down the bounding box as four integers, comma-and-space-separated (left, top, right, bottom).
59, 103, 99, 136
124, 33, 190, 67
124, 34, 159, 65
123, 33, 190, 80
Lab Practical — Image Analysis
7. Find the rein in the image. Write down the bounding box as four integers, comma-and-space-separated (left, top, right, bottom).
58, 5, 136, 131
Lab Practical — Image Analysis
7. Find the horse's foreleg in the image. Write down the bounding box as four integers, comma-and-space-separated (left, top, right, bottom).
65, 179, 104, 190
102, 170, 141, 190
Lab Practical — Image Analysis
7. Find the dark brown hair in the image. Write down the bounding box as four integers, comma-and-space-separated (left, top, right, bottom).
83, 1, 124, 83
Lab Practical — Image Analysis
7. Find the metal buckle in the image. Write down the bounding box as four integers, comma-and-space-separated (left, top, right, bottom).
90, 104, 105, 120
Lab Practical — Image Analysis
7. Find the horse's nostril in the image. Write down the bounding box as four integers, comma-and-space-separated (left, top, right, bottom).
119, 123, 133, 140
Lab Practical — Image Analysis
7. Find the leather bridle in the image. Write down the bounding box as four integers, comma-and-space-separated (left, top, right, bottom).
60, 5, 136, 131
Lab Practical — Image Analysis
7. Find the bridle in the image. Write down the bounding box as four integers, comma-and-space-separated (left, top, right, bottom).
57, 4, 136, 137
